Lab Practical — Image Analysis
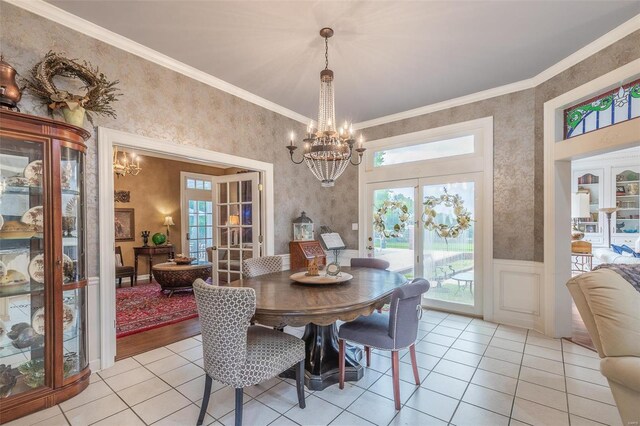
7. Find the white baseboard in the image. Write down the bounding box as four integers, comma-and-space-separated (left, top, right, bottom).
492, 259, 544, 331
89, 359, 102, 373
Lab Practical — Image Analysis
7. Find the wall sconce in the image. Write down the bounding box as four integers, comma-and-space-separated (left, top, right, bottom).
229, 214, 240, 226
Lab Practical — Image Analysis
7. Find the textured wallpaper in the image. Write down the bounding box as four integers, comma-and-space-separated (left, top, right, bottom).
363, 30, 640, 262
0, 3, 359, 276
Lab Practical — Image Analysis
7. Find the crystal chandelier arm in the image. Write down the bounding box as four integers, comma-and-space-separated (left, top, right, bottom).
286, 145, 305, 164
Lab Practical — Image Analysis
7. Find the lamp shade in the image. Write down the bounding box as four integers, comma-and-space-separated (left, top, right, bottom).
229, 214, 240, 226
163, 216, 175, 226
571, 192, 590, 219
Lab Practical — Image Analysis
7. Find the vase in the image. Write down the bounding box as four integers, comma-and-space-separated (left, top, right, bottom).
61, 106, 85, 127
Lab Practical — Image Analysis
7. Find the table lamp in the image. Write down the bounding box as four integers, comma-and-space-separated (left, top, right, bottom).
599, 207, 619, 248
163, 216, 175, 244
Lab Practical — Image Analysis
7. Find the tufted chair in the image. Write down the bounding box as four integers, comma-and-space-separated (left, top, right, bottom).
193, 279, 305, 426
242, 256, 283, 278
338, 278, 430, 410
350, 257, 391, 270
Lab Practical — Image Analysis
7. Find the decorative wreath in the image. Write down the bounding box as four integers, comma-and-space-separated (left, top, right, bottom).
373, 200, 410, 238
422, 188, 473, 240
24, 51, 121, 124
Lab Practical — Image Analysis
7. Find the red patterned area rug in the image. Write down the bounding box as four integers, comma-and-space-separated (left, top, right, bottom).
116, 282, 198, 338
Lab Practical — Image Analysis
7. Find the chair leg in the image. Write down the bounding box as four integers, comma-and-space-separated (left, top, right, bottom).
295, 359, 306, 408
235, 388, 243, 426
391, 351, 401, 410
409, 344, 420, 385
197, 374, 212, 426
338, 338, 345, 389
365, 346, 371, 367
118, 277, 122, 288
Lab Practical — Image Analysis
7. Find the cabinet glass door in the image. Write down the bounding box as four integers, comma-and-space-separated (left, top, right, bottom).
0, 136, 48, 398
614, 168, 640, 236
574, 172, 603, 236
60, 146, 88, 380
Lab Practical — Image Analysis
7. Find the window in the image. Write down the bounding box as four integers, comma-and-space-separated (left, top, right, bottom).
373, 135, 474, 167
564, 78, 640, 139
186, 178, 212, 190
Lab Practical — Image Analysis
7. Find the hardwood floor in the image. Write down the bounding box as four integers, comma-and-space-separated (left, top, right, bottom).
116, 317, 201, 360
570, 301, 596, 351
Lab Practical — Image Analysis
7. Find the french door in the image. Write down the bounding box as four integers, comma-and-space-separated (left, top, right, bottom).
181, 172, 214, 262
366, 172, 483, 315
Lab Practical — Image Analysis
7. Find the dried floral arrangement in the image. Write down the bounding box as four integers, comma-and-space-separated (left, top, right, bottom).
23, 51, 121, 124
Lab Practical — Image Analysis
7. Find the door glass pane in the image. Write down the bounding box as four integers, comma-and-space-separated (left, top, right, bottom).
241, 180, 252, 202
229, 182, 239, 203
218, 183, 227, 203
0, 137, 47, 397
422, 182, 475, 306
241, 204, 252, 225
372, 187, 415, 279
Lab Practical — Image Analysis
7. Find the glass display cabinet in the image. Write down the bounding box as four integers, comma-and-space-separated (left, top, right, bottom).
613, 167, 640, 242
0, 110, 90, 422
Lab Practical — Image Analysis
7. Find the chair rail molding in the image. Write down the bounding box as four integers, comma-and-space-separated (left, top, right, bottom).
97, 126, 275, 370
543, 58, 640, 338
492, 259, 544, 331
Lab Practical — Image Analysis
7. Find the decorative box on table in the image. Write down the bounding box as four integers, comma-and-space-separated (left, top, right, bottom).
289, 241, 326, 270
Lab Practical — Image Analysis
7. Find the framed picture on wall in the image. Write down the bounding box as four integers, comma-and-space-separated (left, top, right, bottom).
114, 208, 135, 241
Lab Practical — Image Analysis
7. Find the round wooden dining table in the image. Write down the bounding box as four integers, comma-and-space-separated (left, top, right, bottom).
226, 266, 408, 390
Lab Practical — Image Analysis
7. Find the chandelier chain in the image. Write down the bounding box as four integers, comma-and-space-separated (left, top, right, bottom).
325, 36, 329, 70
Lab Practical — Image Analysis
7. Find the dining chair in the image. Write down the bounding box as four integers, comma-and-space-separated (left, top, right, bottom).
338, 278, 430, 410
193, 279, 305, 426
350, 257, 391, 270
242, 256, 283, 278
115, 246, 135, 287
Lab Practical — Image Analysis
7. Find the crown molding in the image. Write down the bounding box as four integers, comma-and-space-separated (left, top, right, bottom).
355, 13, 640, 130
6, 0, 639, 131
3, 0, 312, 125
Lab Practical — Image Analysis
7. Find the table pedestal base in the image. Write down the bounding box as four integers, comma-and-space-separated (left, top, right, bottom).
281, 323, 363, 391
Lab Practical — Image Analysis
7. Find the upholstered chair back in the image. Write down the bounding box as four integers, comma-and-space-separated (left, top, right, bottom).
350, 257, 391, 270
242, 256, 283, 278
388, 278, 430, 349
192, 279, 256, 384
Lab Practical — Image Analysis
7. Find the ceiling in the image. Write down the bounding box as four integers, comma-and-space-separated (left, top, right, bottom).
48, 1, 640, 123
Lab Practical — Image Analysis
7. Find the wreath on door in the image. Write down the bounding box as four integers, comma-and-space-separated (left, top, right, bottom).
422, 188, 473, 240
373, 200, 410, 239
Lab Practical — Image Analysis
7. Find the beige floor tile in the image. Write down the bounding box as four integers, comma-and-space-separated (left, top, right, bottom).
145, 353, 190, 375
31, 414, 68, 426
117, 376, 172, 406
516, 380, 568, 412
562, 341, 599, 359
330, 410, 375, 425
104, 366, 155, 391
431, 325, 463, 338
132, 347, 174, 365
464, 324, 497, 337
314, 382, 365, 409
65, 394, 128, 426
564, 364, 608, 387
569, 414, 610, 426
131, 389, 191, 424
490, 337, 525, 353
352, 368, 384, 389
525, 333, 562, 351
166, 337, 201, 353
414, 340, 448, 358
523, 345, 563, 362
568, 394, 621, 425
519, 366, 565, 392
89, 373, 102, 384
92, 409, 145, 426
4, 406, 62, 426
388, 406, 447, 425
471, 369, 518, 395
400, 350, 440, 370
493, 329, 527, 343
256, 381, 306, 413
451, 338, 488, 355
565, 377, 615, 406
443, 348, 482, 367
384, 360, 430, 384
176, 375, 226, 402
158, 361, 204, 387
367, 373, 418, 404
243, 376, 282, 398
60, 381, 114, 412
462, 383, 514, 416
347, 391, 401, 426
154, 404, 214, 426
452, 402, 510, 426
198, 387, 249, 419
179, 345, 205, 361
433, 359, 476, 381
421, 332, 456, 347
512, 397, 569, 426
219, 399, 280, 426
405, 387, 459, 422
458, 330, 493, 344
484, 346, 524, 365
286, 394, 343, 426
478, 356, 521, 378
269, 415, 300, 426
97, 357, 141, 379
521, 354, 564, 376
422, 371, 468, 399
563, 352, 601, 370
439, 319, 468, 330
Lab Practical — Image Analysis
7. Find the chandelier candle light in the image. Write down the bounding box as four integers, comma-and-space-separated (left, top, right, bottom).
113, 146, 141, 177
287, 28, 366, 187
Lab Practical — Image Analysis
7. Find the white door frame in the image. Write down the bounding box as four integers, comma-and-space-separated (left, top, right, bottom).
358, 117, 493, 319
98, 127, 274, 369
543, 59, 640, 337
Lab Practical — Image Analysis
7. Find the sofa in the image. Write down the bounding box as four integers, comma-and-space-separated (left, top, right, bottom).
567, 267, 640, 425
593, 248, 640, 265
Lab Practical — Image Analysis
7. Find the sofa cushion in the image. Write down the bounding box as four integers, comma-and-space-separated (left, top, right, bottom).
600, 357, 640, 392
571, 269, 640, 357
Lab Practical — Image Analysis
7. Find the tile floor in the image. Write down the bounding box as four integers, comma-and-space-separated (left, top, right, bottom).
6, 310, 621, 426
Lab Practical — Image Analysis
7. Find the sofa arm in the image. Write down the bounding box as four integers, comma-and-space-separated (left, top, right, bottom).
601, 357, 640, 392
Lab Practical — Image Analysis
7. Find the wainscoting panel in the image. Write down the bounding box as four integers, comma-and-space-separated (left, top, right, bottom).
493, 259, 544, 331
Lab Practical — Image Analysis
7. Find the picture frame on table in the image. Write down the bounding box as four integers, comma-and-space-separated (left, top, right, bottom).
114, 208, 135, 241
616, 185, 626, 195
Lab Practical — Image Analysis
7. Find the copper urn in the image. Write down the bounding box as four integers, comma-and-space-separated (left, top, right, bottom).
0, 56, 22, 109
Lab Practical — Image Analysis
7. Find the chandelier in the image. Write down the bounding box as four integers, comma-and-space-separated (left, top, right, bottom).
287, 27, 365, 187
113, 146, 141, 177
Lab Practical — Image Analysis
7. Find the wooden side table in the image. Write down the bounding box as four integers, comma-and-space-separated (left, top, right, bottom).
134, 245, 175, 283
